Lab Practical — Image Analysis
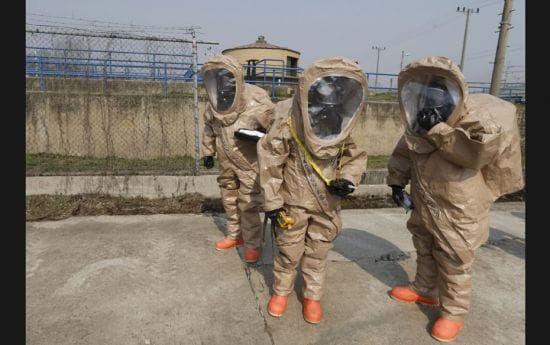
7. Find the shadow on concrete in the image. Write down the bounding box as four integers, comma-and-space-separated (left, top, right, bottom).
511, 211, 525, 220
486, 227, 525, 260
332, 228, 411, 287
333, 228, 440, 324
204, 213, 227, 236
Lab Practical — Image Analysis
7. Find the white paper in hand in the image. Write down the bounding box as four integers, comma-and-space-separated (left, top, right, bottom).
235, 128, 266, 140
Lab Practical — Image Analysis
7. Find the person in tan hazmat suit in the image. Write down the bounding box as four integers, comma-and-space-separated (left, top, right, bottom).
386, 56, 524, 342
257, 57, 368, 324
201, 55, 274, 263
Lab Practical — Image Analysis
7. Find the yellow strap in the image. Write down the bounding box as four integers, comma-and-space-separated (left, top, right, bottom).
288, 110, 336, 186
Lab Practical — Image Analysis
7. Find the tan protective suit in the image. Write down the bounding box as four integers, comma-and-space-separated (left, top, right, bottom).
387, 56, 524, 321
258, 57, 368, 300
201, 55, 274, 250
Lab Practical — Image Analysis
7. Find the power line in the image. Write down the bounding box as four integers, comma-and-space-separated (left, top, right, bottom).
384, 10, 461, 48
467, 47, 521, 60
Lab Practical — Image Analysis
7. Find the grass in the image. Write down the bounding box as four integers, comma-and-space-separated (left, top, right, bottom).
27, 152, 389, 174
26, 153, 218, 175
367, 155, 390, 169
368, 92, 398, 102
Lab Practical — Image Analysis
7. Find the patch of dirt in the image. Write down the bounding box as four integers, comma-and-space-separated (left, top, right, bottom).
26, 189, 524, 222
341, 194, 396, 209
26, 193, 207, 221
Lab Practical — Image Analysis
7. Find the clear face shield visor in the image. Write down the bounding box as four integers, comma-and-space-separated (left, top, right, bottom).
307, 76, 363, 141
400, 76, 461, 131
204, 68, 237, 112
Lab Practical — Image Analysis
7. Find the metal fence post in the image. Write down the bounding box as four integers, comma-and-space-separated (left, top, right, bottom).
108, 51, 112, 76
163, 62, 168, 96
272, 68, 276, 98
103, 58, 107, 94
192, 34, 200, 176
63, 49, 68, 78
152, 53, 156, 80
38, 55, 45, 91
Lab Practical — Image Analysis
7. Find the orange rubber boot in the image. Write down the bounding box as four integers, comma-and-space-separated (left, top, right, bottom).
244, 247, 260, 263
215, 237, 244, 251
431, 317, 464, 342
267, 294, 288, 317
303, 298, 322, 324
389, 286, 439, 306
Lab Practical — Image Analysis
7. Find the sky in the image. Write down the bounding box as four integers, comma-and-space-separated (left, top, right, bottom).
26, 0, 525, 85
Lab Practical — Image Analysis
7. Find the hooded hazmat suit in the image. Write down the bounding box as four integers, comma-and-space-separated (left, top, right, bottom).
257, 57, 368, 303
201, 55, 274, 255
387, 56, 524, 323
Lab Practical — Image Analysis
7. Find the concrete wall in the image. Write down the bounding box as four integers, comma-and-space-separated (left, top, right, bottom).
354, 102, 404, 155
26, 78, 525, 159
26, 91, 208, 158
26, 94, 404, 158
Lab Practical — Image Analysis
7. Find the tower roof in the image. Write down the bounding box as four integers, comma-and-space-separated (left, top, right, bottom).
222, 35, 300, 55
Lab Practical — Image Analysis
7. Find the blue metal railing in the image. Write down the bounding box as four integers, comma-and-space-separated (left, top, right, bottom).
366, 72, 525, 102
26, 46, 524, 101
244, 58, 302, 97
26, 46, 305, 96
26, 46, 198, 94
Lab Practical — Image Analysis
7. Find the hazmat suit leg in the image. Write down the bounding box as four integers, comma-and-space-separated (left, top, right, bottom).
407, 211, 438, 297
433, 242, 474, 322
217, 161, 240, 240
272, 206, 308, 297
272, 206, 340, 300
235, 170, 262, 250
301, 209, 340, 300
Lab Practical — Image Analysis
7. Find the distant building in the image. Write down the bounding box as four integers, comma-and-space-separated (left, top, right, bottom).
222, 35, 301, 84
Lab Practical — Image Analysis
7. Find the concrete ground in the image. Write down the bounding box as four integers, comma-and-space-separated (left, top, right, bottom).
26, 202, 525, 345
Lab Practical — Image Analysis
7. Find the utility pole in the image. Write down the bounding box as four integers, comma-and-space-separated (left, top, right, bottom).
457, 7, 479, 71
490, 0, 514, 96
372, 46, 385, 90
191, 28, 200, 176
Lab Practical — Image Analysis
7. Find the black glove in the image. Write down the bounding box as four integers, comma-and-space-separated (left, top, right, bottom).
417, 107, 443, 131
328, 178, 356, 197
203, 156, 214, 169
390, 185, 414, 210
266, 208, 286, 221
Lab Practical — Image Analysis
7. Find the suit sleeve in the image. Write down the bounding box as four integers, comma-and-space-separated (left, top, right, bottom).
257, 114, 290, 211
426, 116, 502, 170
386, 135, 412, 187
336, 136, 367, 186
253, 91, 276, 132
201, 105, 217, 157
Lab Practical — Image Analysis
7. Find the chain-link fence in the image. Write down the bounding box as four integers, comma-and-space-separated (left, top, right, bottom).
26, 27, 218, 175
26, 27, 525, 177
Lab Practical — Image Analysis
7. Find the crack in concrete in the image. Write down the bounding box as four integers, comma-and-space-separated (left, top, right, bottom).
242, 262, 275, 345
331, 250, 415, 264
373, 251, 412, 262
